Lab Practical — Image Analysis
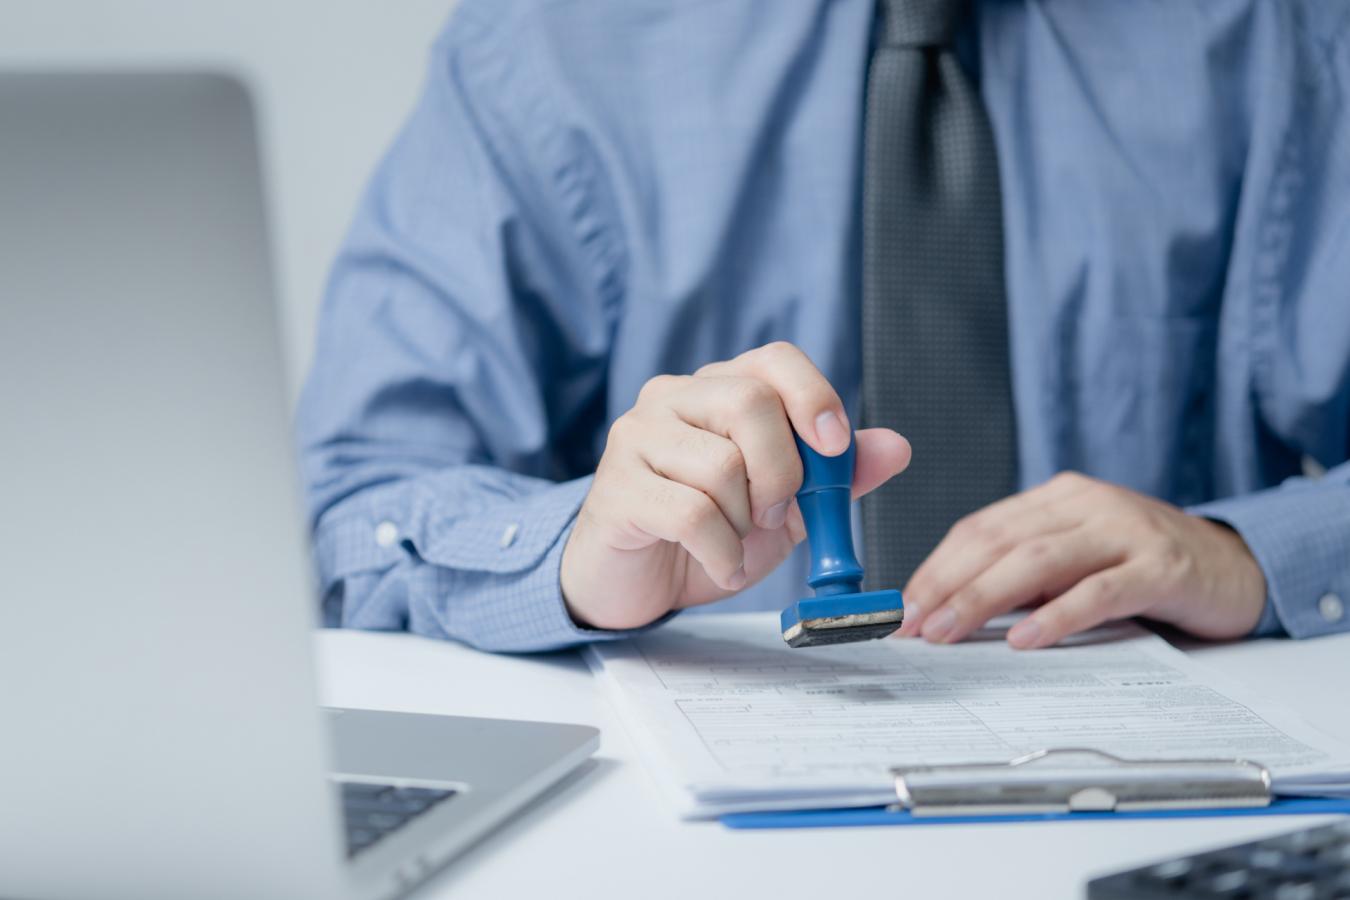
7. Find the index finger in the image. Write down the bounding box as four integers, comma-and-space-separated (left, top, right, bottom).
697, 342, 851, 457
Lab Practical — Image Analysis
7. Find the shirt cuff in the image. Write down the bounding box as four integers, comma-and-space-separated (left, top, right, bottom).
452, 511, 679, 653
315, 470, 676, 652
1188, 480, 1350, 640
404, 475, 676, 651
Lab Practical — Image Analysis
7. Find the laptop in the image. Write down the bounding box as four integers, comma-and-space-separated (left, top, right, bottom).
0, 72, 598, 900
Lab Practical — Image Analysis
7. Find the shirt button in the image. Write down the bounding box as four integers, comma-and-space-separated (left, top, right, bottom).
374, 521, 399, 548
499, 522, 519, 548
1318, 592, 1344, 624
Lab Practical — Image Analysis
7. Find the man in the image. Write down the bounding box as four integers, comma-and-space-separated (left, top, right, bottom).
298, 0, 1350, 653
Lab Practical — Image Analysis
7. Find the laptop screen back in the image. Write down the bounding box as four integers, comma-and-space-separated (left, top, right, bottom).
0, 73, 345, 900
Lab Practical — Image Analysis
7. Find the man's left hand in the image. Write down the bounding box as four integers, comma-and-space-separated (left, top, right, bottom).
897, 472, 1268, 649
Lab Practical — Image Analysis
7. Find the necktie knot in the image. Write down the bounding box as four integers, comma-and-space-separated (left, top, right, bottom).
880, 0, 969, 48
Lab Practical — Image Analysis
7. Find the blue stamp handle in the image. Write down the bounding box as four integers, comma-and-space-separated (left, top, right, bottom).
794, 434, 864, 597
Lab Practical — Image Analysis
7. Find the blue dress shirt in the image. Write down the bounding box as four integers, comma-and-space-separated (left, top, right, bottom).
297, 0, 1350, 652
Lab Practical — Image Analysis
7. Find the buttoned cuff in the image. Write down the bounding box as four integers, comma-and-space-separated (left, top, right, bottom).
314, 470, 676, 652
1188, 480, 1350, 640
403, 476, 678, 652
444, 510, 679, 653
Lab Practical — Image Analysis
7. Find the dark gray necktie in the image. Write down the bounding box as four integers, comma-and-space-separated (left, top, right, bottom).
860, 0, 1018, 589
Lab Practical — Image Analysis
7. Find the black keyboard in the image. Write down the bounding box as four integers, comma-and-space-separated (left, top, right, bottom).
338, 781, 457, 858
1088, 820, 1350, 899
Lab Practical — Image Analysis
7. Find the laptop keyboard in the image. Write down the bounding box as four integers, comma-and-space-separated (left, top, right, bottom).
338, 781, 458, 858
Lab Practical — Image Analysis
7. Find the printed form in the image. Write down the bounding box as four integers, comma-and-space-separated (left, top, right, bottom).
585, 614, 1350, 818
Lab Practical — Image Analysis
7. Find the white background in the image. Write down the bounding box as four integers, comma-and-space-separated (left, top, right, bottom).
3, 0, 456, 396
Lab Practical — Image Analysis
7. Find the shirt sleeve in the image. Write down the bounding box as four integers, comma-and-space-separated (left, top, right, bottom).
1188, 461, 1350, 640
311, 470, 667, 652
296, 8, 643, 652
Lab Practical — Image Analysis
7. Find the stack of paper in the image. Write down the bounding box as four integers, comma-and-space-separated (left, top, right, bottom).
585, 613, 1350, 819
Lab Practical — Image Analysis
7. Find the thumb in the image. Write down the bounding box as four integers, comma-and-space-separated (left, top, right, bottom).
851, 427, 911, 500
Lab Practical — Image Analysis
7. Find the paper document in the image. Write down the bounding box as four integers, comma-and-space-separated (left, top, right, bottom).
586, 613, 1350, 818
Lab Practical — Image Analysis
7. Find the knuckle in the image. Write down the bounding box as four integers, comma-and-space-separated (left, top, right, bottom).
674, 494, 717, 537
1036, 609, 1067, 639
759, 457, 803, 499
712, 444, 747, 484
1051, 470, 1085, 490
1085, 480, 1115, 502
1020, 536, 1058, 564
953, 513, 1002, 548
949, 514, 980, 541
753, 340, 803, 365
637, 373, 682, 404
727, 376, 778, 414
1151, 536, 1190, 580
604, 412, 639, 448
646, 479, 678, 509
914, 576, 944, 604
949, 586, 985, 616
1156, 536, 1186, 566
1089, 573, 1120, 608
801, 385, 839, 412
666, 427, 696, 456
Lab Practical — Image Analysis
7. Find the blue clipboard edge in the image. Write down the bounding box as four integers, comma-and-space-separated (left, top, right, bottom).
721, 797, 1350, 830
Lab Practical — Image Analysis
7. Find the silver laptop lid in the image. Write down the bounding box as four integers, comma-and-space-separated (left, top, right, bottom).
0, 73, 346, 900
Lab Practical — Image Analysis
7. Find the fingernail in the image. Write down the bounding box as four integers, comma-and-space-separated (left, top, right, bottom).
760, 499, 790, 530
727, 566, 747, 591
814, 410, 850, 454
1008, 618, 1041, 649
922, 607, 957, 643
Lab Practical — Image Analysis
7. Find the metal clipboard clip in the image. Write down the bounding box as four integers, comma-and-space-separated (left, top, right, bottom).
890, 748, 1273, 817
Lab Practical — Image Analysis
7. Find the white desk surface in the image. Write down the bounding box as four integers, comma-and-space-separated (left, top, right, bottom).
316, 626, 1350, 900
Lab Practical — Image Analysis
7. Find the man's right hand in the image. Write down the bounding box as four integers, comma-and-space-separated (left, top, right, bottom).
560, 342, 911, 630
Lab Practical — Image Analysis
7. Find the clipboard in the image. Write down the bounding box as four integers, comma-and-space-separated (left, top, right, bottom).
721, 749, 1350, 830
